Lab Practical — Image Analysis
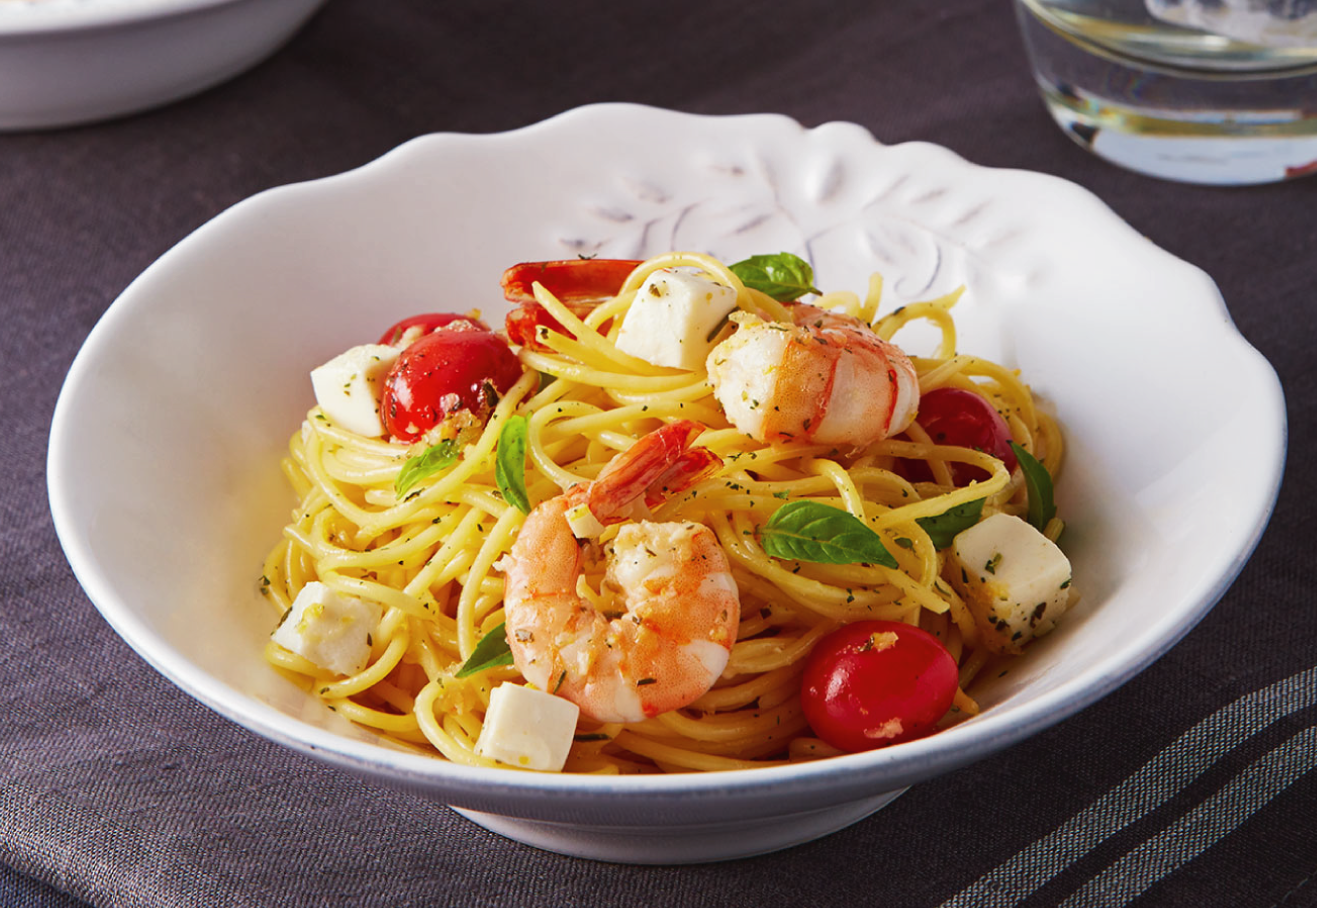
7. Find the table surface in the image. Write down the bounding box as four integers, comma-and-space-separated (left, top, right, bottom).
3, 1, 1315, 906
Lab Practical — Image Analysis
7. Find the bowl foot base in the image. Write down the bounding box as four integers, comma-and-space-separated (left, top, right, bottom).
451, 788, 906, 864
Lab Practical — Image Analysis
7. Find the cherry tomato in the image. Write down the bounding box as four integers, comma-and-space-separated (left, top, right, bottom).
801, 620, 958, 753
504, 302, 548, 350
500, 260, 640, 352
499, 259, 643, 303
503, 299, 621, 353
381, 324, 522, 442
377, 312, 489, 346
896, 387, 1017, 486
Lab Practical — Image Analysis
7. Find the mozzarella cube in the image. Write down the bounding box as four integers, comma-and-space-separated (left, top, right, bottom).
616, 269, 739, 370
950, 513, 1074, 655
310, 343, 400, 437
271, 581, 382, 676
475, 683, 581, 772
564, 502, 607, 539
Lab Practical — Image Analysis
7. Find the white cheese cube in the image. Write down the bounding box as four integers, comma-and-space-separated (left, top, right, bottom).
950, 512, 1074, 654
615, 269, 739, 370
271, 581, 382, 676
564, 502, 607, 539
475, 683, 581, 772
310, 343, 400, 437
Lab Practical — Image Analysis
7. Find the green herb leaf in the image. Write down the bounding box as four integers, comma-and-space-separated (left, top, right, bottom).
1010, 441, 1056, 531
729, 252, 822, 302
916, 498, 985, 550
454, 622, 514, 678
759, 500, 897, 567
495, 415, 531, 514
395, 439, 460, 498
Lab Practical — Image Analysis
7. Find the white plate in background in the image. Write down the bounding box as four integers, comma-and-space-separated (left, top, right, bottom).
0, 0, 327, 130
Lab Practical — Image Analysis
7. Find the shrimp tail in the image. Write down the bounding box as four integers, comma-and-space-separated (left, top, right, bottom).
643, 446, 723, 509
585, 420, 711, 523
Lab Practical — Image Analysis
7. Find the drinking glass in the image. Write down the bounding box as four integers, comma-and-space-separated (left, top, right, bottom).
1014, 0, 1317, 184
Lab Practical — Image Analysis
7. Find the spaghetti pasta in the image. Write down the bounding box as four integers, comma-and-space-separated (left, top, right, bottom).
259, 251, 1070, 773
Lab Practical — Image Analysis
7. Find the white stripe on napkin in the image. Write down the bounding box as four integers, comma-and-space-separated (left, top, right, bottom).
939, 665, 1317, 908
1058, 725, 1317, 907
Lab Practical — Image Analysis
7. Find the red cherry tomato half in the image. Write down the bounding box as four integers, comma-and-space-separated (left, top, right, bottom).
381, 325, 522, 442
501, 260, 640, 352
897, 387, 1017, 486
499, 259, 643, 303
377, 312, 490, 346
801, 620, 959, 753
504, 299, 621, 353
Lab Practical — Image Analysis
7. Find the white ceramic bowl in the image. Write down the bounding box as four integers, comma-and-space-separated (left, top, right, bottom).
47, 104, 1285, 863
0, 0, 327, 130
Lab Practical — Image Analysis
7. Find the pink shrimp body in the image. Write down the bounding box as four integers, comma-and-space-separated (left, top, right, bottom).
705, 303, 920, 448
501, 422, 739, 723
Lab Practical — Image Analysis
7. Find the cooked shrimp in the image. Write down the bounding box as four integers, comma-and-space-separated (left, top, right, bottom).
705, 303, 919, 447
501, 421, 740, 723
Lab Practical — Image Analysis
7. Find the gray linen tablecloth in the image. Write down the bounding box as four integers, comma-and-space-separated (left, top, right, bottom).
3, 1, 1314, 905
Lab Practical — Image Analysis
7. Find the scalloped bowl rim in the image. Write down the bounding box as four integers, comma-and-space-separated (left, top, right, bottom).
48, 104, 1286, 818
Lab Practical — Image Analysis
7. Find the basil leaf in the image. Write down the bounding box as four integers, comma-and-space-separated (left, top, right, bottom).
454, 622, 515, 678
395, 439, 459, 497
759, 500, 898, 567
495, 415, 531, 514
729, 252, 822, 302
916, 498, 985, 550
1010, 441, 1056, 531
